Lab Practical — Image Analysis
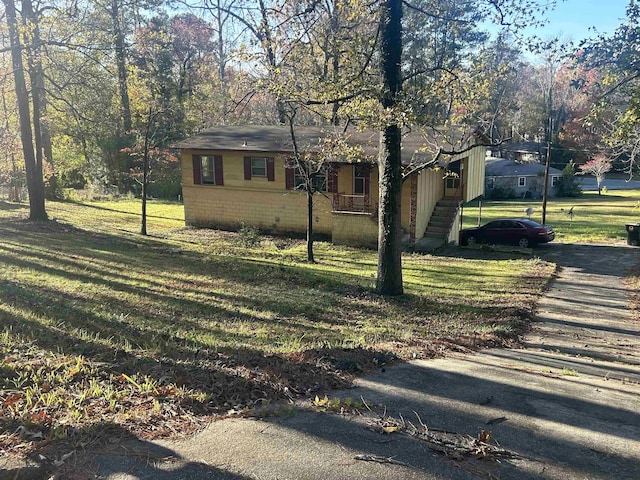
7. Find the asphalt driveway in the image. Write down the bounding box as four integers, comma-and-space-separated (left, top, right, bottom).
4, 243, 639, 480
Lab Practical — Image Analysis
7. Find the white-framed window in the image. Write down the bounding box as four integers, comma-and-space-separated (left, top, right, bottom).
518, 176, 526, 187
354, 164, 370, 195
201, 156, 216, 184
446, 177, 460, 189
193, 154, 223, 186
295, 168, 327, 192
251, 157, 267, 177
552, 176, 559, 187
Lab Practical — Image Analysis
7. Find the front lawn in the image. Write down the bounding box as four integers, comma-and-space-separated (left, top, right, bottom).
0, 199, 554, 456
461, 190, 640, 244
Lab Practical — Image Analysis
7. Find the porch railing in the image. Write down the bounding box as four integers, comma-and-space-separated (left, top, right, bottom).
332, 193, 375, 214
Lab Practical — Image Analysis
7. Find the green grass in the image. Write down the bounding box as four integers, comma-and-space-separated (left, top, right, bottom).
461, 190, 640, 244
0, 198, 554, 453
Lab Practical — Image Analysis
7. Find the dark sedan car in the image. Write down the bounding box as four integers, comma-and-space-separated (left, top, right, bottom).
460, 218, 555, 248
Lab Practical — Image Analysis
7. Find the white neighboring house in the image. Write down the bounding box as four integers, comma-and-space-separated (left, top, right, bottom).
485, 158, 562, 199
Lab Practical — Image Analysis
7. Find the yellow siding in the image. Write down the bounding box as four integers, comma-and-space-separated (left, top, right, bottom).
415, 169, 444, 239
463, 146, 486, 201
186, 150, 287, 191
370, 166, 379, 205
336, 164, 353, 194
332, 213, 378, 248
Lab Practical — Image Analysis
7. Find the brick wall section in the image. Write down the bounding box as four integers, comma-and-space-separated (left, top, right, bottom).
332, 212, 378, 248
184, 185, 334, 234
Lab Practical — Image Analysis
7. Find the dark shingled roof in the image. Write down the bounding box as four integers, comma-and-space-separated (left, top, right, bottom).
173, 125, 484, 167
501, 141, 544, 154
485, 158, 562, 177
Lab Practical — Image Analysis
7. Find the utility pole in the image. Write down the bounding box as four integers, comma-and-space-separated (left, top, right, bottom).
542, 86, 552, 225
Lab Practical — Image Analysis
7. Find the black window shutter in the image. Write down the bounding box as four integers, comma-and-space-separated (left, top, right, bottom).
192, 155, 202, 184
244, 157, 252, 180
267, 157, 275, 181
214, 156, 224, 186
364, 164, 371, 195
285, 167, 295, 190
328, 163, 339, 193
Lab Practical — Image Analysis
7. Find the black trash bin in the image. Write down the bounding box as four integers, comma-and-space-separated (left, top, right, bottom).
625, 223, 640, 246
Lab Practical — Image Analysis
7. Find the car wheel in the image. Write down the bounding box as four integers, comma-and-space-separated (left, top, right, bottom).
467, 236, 477, 246
518, 237, 530, 248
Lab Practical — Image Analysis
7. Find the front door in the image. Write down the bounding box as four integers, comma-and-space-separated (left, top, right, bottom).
444, 176, 460, 198
444, 161, 462, 198
353, 164, 371, 211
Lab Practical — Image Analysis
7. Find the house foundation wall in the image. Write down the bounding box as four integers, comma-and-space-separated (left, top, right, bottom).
448, 210, 462, 244
183, 185, 333, 235
331, 212, 378, 248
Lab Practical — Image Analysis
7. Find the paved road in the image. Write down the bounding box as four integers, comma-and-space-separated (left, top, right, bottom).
579, 177, 640, 191
5, 244, 640, 480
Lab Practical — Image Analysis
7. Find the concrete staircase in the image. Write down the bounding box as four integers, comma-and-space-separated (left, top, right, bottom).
415, 198, 460, 252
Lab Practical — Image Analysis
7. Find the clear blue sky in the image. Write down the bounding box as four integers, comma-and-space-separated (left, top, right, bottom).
530, 0, 629, 43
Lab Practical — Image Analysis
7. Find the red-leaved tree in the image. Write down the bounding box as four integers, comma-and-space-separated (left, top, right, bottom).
579, 154, 612, 195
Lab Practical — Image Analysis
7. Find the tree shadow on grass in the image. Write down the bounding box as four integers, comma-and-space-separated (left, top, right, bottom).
0, 214, 546, 462
65, 198, 184, 221
0, 217, 523, 344
0, 201, 25, 211
0, 306, 394, 470
0, 270, 392, 457
0, 215, 534, 368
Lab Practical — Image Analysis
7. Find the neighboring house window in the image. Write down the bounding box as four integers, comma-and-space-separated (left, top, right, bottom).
552, 176, 559, 187
518, 176, 526, 187
192, 155, 223, 186
487, 177, 496, 189
244, 156, 275, 181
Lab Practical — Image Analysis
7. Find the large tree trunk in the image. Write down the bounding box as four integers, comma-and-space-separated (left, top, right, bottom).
111, 0, 132, 133
256, 0, 286, 123
4, 0, 47, 220
141, 152, 148, 235
329, 1, 340, 125
22, 0, 58, 198
307, 189, 315, 262
1, 75, 20, 202
214, 0, 229, 125
376, 0, 403, 295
